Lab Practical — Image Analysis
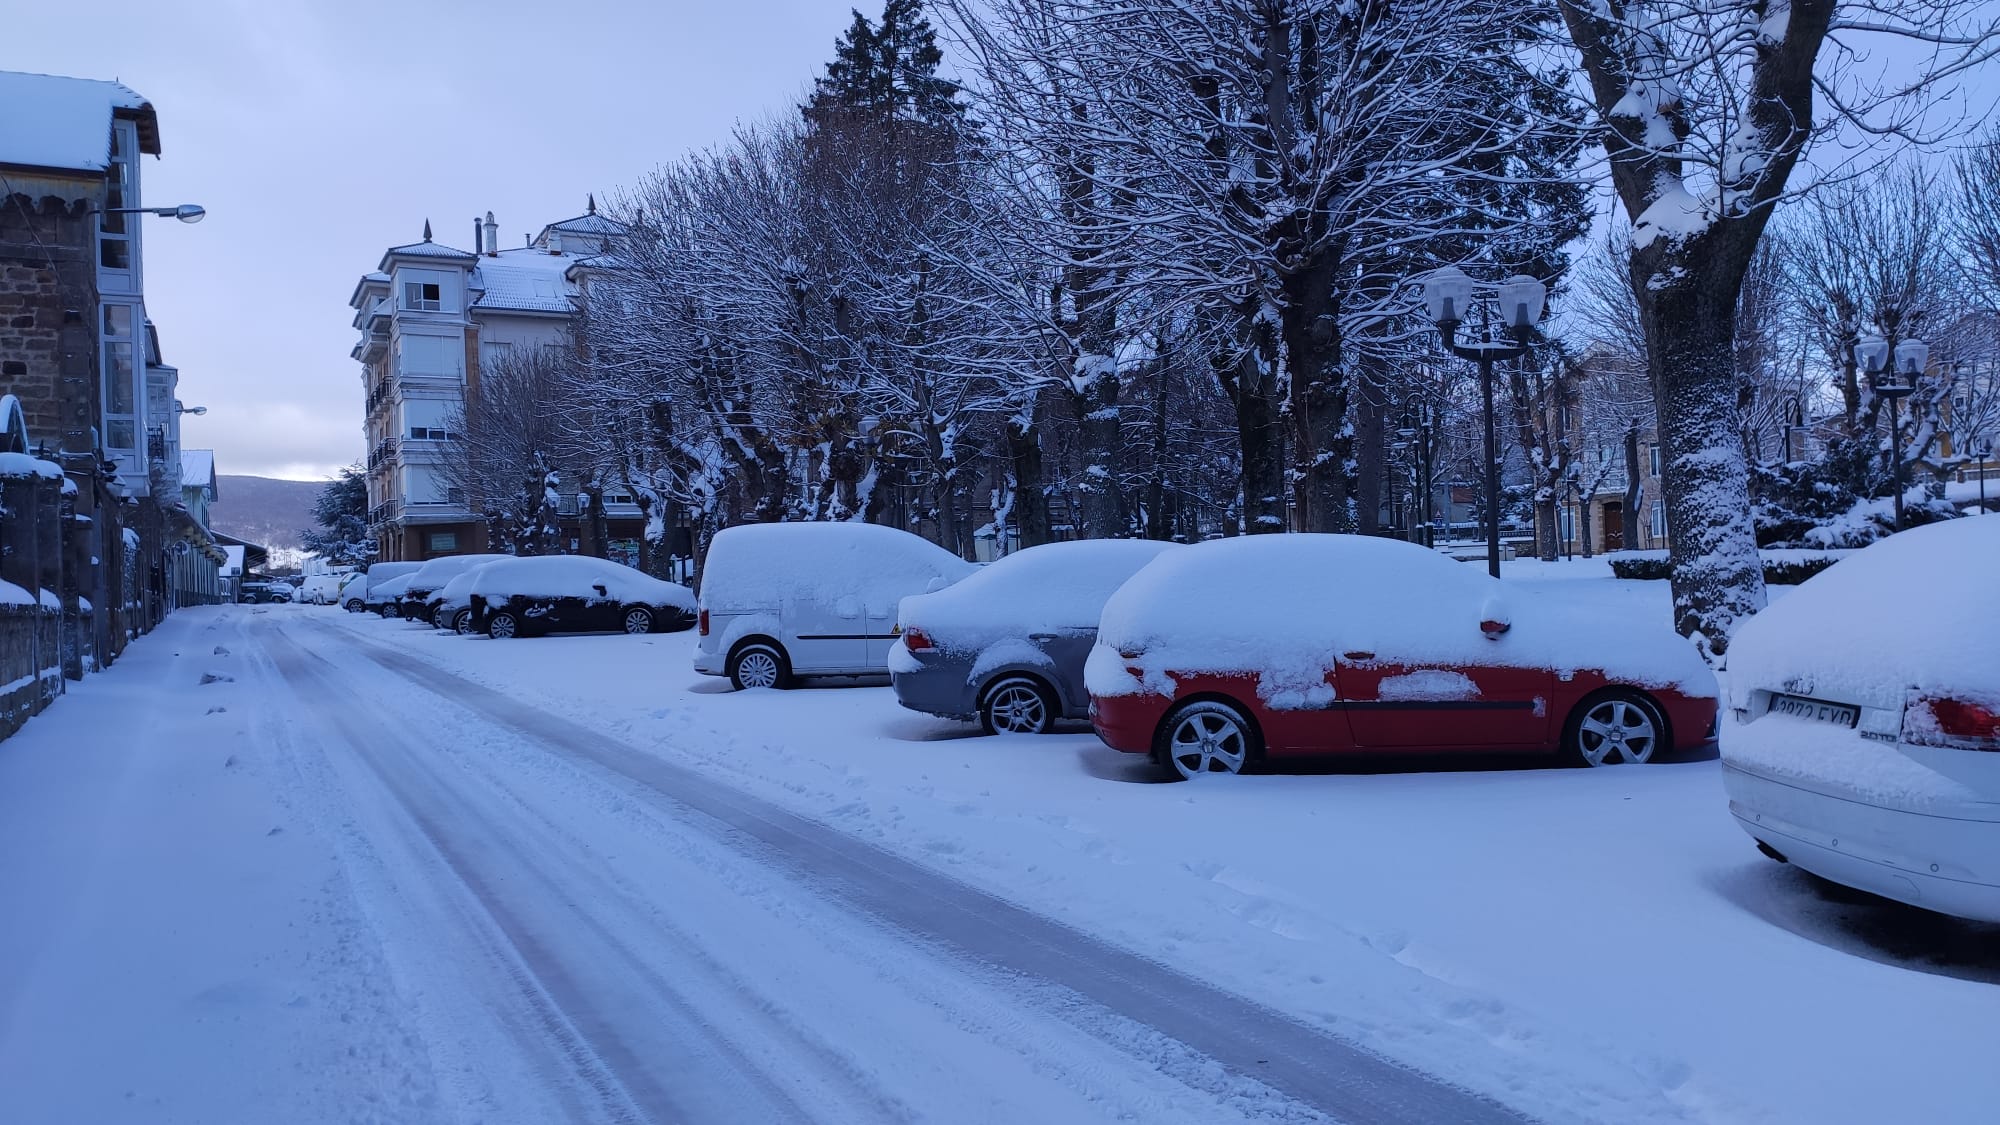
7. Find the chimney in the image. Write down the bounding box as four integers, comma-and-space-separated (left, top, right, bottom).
482, 211, 499, 256
548, 231, 563, 256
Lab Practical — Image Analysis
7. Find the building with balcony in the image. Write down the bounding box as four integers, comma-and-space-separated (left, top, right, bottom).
350, 204, 632, 561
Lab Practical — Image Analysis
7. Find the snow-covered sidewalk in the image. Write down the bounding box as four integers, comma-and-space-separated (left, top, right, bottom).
3, 600, 1995, 1124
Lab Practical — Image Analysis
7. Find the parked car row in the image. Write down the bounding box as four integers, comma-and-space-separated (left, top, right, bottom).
335, 516, 1998, 923
340, 554, 698, 640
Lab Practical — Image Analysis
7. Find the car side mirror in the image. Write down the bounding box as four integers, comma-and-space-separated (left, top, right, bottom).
592, 583, 608, 597
1480, 618, 1511, 638
924, 576, 949, 593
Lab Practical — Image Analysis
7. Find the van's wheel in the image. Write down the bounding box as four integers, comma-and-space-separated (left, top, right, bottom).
1158, 699, 1259, 780
981, 676, 1055, 735
344, 598, 363, 613
621, 606, 654, 635
1561, 689, 1665, 767
451, 609, 473, 635
729, 643, 790, 690
487, 611, 520, 639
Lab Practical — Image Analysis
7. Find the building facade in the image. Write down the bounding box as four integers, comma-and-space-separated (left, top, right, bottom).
350, 204, 640, 561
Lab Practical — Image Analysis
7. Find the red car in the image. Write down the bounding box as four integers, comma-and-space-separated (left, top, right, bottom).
1084, 535, 1718, 779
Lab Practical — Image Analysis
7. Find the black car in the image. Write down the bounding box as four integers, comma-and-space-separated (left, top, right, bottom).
240, 581, 292, 604
464, 556, 696, 639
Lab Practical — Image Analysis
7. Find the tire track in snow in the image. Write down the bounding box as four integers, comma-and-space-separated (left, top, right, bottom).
301, 615, 1536, 1125
264, 627, 922, 1124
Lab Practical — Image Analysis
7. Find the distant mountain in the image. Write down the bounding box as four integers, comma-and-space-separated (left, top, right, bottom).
209, 475, 324, 552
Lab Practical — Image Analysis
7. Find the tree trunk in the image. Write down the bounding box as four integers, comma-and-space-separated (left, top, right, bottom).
1621, 424, 1643, 550
1074, 368, 1124, 538
1352, 354, 1386, 536
1007, 409, 1049, 549
1283, 302, 1354, 533
1231, 354, 1286, 534
1535, 495, 1559, 561
1637, 279, 1768, 658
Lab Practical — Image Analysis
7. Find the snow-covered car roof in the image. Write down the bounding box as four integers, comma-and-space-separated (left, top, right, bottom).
407, 553, 510, 589
700, 522, 976, 611
1728, 516, 1999, 711
467, 555, 693, 609
360, 562, 423, 592
370, 573, 418, 599
1098, 534, 1713, 708
898, 539, 1175, 644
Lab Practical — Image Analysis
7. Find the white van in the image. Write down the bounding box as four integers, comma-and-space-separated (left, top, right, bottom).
694, 522, 977, 690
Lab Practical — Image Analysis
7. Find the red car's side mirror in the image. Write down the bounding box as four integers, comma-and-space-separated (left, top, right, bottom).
1480, 619, 1511, 638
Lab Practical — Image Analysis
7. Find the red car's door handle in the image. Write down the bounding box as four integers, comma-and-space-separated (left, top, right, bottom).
1343, 651, 1375, 661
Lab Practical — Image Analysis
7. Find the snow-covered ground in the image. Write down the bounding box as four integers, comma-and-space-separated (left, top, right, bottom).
3, 585, 1995, 1124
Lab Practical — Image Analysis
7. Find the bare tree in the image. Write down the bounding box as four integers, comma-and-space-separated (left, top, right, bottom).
1552, 0, 2000, 659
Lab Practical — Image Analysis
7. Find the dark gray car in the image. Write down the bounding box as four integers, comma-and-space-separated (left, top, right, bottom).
889, 540, 1175, 734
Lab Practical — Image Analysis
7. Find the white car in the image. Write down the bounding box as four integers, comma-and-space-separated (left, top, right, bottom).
694, 522, 977, 690
349, 561, 424, 613
1722, 516, 2000, 922
301, 570, 356, 605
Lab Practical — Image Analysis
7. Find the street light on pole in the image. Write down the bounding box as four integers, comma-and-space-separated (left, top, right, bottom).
1421, 268, 1545, 578
1854, 332, 1928, 531
95, 203, 206, 223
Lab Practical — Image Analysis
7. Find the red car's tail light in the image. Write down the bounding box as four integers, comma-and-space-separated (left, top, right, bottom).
1903, 696, 2000, 751
698, 608, 709, 636
902, 626, 934, 652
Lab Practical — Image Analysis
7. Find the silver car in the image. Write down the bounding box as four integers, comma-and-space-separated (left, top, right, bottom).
890, 540, 1175, 734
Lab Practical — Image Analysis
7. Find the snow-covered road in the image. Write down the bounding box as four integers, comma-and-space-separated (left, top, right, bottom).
2, 606, 1516, 1125
4, 600, 1996, 1124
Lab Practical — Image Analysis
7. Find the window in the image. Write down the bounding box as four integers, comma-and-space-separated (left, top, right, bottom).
428, 532, 458, 552
1559, 506, 1574, 544
98, 125, 135, 273
1651, 500, 1667, 541
403, 281, 441, 310
100, 302, 139, 451
1647, 444, 1661, 477
398, 335, 462, 379
446, 487, 465, 505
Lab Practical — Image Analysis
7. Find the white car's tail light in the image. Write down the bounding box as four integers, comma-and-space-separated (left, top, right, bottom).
698, 608, 709, 636
1903, 696, 2000, 751
902, 626, 934, 652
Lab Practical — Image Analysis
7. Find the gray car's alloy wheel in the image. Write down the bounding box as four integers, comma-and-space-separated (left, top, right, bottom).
981, 677, 1054, 735
451, 608, 472, 635
1564, 691, 1662, 767
344, 598, 363, 613
622, 607, 653, 635
1161, 700, 1256, 780
729, 643, 788, 691
487, 611, 519, 639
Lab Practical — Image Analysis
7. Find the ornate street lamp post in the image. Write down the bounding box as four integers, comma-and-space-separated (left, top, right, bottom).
1421, 268, 1546, 578
1853, 333, 1928, 531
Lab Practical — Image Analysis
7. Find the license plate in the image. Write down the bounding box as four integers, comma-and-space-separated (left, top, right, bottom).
1769, 693, 1859, 728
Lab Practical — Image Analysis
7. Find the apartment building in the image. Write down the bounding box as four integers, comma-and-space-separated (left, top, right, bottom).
349, 204, 629, 561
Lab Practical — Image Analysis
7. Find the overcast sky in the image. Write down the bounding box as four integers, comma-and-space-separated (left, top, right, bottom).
4, 0, 861, 480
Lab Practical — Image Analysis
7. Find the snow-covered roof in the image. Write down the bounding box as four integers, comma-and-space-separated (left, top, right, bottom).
0, 70, 157, 172
381, 239, 477, 264
471, 246, 577, 314
538, 211, 626, 240
180, 449, 216, 490
347, 271, 391, 311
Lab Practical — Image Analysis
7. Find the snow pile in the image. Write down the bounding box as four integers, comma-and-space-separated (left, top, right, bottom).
897, 539, 1174, 650
0, 579, 37, 607
0, 451, 63, 481
467, 555, 694, 608
1090, 534, 1714, 708
700, 522, 976, 613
